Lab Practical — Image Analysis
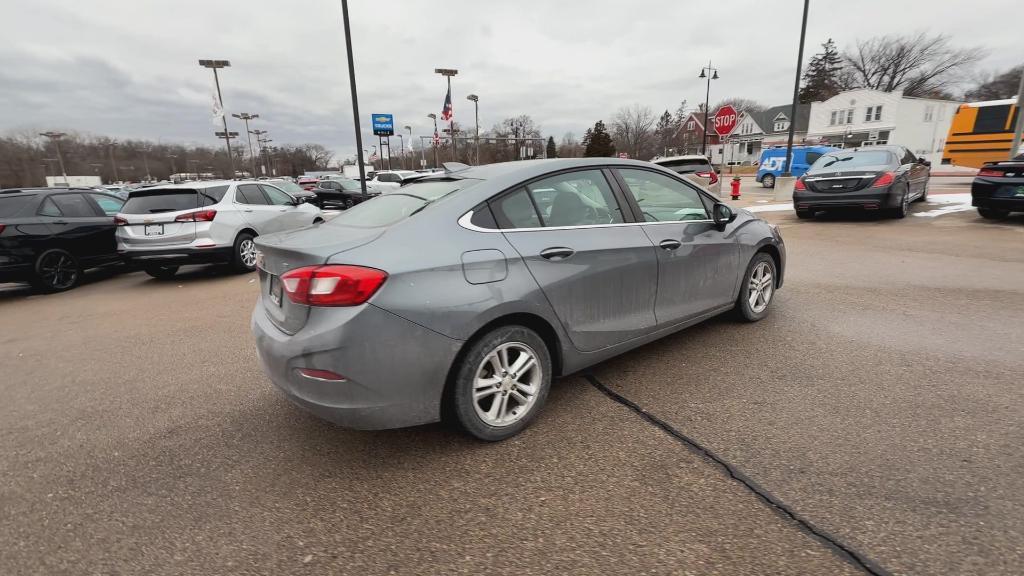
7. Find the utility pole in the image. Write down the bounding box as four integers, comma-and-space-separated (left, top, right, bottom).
233, 112, 260, 177
697, 64, 719, 156
435, 68, 458, 161
1010, 69, 1024, 159
428, 113, 439, 168
339, 0, 367, 194
467, 94, 480, 165
782, 0, 810, 176
39, 132, 69, 186
198, 59, 234, 177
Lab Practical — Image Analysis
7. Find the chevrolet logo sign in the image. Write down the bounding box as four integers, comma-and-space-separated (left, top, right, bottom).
374, 116, 390, 122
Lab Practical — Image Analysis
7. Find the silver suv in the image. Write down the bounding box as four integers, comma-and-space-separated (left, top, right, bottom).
116, 180, 322, 278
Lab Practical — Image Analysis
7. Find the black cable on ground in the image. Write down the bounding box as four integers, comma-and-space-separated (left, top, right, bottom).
585, 373, 890, 576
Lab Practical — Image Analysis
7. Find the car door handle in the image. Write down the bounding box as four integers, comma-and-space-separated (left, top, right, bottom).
279, 208, 288, 212
244, 209, 253, 213
53, 220, 68, 225
659, 239, 682, 250
540, 247, 575, 261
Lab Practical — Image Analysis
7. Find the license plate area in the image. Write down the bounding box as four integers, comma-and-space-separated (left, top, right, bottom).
268, 274, 283, 307
144, 224, 164, 236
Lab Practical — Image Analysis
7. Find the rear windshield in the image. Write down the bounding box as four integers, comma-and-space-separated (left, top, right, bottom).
656, 159, 712, 174
121, 186, 228, 214
0, 195, 35, 217
809, 151, 894, 173
330, 179, 473, 228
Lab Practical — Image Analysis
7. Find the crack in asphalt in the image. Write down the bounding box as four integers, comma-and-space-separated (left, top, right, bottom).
584, 374, 890, 576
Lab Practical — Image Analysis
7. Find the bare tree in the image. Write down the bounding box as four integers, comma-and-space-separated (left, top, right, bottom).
711, 98, 767, 114
965, 65, 1024, 101
843, 32, 985, 97
611, 104, 656, 160
559, 132, 583, 158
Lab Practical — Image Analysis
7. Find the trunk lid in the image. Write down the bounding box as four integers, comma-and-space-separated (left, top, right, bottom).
804, 172, 878, 193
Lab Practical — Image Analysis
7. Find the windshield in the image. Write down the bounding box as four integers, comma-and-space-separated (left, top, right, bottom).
809, 151, 894, 173
330, 179, 473, 227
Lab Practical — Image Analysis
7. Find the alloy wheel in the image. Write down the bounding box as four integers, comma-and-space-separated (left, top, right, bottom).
39, 252, 78, 290
239, 239, 258, 268
747, 261, 774, 314
472, 342, 541, 427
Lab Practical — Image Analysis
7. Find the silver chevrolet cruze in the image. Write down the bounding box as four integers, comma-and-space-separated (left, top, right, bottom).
252, 158, 785, 441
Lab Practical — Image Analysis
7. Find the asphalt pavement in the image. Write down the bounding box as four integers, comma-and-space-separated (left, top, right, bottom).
1, 188, 1022, 575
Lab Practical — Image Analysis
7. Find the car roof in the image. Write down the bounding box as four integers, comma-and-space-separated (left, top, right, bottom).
651, 155, 711, 163
0, 187, 108, 195
128, 180, 238, 190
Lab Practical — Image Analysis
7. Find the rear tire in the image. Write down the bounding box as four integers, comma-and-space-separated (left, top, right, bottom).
450, 325, 552, 442
893, 190, 909, 219
31, 249, 80, 293
734, 253, 776, 322
762, 174, 775, 188
795, 209, 812, 219
978, 207, 1010, 219
144, 265, 179, 280
231, 232, 258, 273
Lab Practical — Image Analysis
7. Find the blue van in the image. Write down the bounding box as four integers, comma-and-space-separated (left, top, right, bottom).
756, 145, 837, 188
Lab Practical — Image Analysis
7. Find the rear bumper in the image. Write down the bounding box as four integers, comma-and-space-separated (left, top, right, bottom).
793, 188, 897, 211
251, 302, 463, 430
972, 183, 1024, 211
120, 246, 234, 265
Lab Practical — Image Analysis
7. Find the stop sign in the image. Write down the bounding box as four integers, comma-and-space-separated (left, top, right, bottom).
713, 105, 739, 137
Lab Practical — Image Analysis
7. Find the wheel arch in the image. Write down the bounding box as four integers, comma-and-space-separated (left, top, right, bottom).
754, 242, 783, 288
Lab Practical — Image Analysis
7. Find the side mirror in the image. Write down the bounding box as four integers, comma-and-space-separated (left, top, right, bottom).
712, 203, 736, 228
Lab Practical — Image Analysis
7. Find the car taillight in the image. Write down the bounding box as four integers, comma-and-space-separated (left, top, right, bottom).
793, 178, 806, 191
174, 209, 217, 222
280, 265, 388, 307
977, 168, 1003, 177
0, 224, 5, 234
695, 171, 719, 185
870, 172, 895, 188
114, 215, 128, 226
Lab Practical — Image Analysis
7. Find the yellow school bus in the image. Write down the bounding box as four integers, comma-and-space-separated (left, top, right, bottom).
941, 99, 1020, 168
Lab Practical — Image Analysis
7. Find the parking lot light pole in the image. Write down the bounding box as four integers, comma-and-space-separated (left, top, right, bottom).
39, 132, 69, 186
396, 133, 405, 169
697, 65, 719, 156
1010, 69, 1024, 159
108, 143, 120, 182
782, 0, 809, 176
435, 68, 458, 161
466, 94, 480, 165
339, 0, 368, 194
168, 154, 178, 175
233, 113, 260, 177
198, 59, 234, 177
428, 113, 439, 168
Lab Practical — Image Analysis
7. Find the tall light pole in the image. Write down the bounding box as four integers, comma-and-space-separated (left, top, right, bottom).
198, 59, 234, 177
427, 113, 439, 168
1010, 69, 1024, 159
697, 64, 719, 156
188, 159, 201, 179
339, 0, 368, 194
137, 146, 152, 181
466, 94, 480, 165
108, 142, 120, 183
404, 125, 414, 168
250, 129, 268, 175
783, 0, 810, 176
396, 133, 405, 169
168, 154, 178, 175
39, 132, 69, 186
233, 112, 260, 177
435, 68, 458, 161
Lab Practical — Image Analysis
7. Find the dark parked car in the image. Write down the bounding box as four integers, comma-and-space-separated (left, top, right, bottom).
972, 153, 1024, 219
793, 145, 931, 219
0, 188, 125, 292
315, 178, 381, 209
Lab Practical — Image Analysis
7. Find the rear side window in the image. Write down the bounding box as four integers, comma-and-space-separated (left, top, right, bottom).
122, 189, 203, 214
0, 195, 35, 217
805, 152, 823, 165
493, 189, 541, 229
236, 184, 268, 205
39, 198, 61, 217
50, 194, 98, 217
200, 185, 229, 206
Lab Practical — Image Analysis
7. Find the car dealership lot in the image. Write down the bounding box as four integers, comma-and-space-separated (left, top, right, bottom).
2, 194, 1022, 575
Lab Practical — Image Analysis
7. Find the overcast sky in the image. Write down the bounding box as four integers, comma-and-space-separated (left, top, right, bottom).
1, 0, 1019, 159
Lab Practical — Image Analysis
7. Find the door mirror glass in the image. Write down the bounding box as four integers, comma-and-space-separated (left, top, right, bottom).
712, 203, 734, 225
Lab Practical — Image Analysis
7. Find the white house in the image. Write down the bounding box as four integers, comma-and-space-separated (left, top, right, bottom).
806, 89, 961, 164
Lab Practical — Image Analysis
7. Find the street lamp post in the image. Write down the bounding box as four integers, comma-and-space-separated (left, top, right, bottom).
198, 59, 234, 177
214, 131, 239, 178
232, 112, 260, 177
427, 113, 439, 168
39, 132, 69, 186
435, 68, 459, 161
466, 94, 480, 165
250, 129, 268, 175
697, 63, 719, 156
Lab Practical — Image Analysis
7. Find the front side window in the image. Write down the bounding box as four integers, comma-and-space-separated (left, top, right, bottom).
260, 184, 293, 205
88, 193, 124, 215
50, 194, 97, 217
235, 184, 268, 205
523, 170, 624, 227
617, 168, 709, 222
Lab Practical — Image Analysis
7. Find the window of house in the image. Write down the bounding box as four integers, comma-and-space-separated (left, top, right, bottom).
829, 111, 838, 126
774, 121, 789, 131
846, 109, 855, 124
687, 121, 695, 130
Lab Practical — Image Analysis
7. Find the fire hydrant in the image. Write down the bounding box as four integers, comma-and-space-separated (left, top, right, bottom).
730, 176, 742, 200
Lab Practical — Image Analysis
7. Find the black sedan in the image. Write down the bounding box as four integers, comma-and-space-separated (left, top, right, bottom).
314, 178, 381, 209
0, 188, 125, 292
971, 153, 1024, 219
793, 145, 931, 219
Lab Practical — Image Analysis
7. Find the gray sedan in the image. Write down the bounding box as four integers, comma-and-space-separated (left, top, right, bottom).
251, 158, 785, 441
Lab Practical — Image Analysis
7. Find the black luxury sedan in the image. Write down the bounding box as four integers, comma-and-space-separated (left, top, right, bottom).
0, 188, 125, 292
314, 177, 381, 209
971, 153, 1024, 219
793, 145, 931, 219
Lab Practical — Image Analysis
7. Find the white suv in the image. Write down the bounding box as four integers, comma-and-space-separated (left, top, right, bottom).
116, 180, 323, 278
368, 170, 419, 189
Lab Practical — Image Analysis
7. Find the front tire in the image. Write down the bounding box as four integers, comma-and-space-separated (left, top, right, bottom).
231, 232, 258, 273
978, 206, 1009, 220
31, 249, 80, 293
761, 174, 775, 188
450, 326, 552, 442
735, 253, 776, 322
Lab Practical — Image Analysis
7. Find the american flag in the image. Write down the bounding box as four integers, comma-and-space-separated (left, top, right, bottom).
440, 87, 453, 121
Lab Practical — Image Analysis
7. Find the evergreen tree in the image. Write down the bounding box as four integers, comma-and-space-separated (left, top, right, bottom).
546, 136, 557, 158
654, 110, 674, 157
799, 38, 843, 103
583, 120, 616, 157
